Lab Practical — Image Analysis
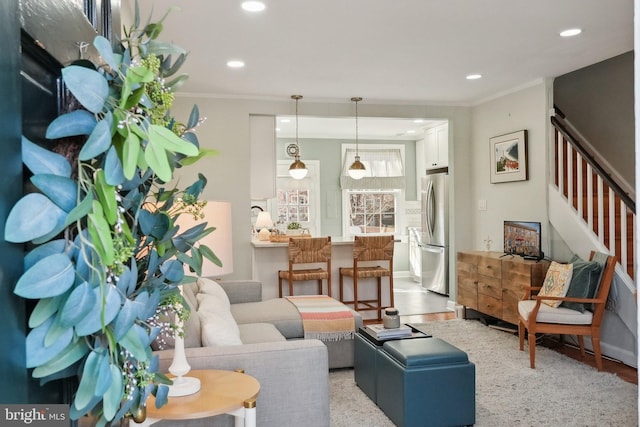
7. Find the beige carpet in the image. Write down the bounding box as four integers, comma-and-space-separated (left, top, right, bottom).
330, 319, 637, 426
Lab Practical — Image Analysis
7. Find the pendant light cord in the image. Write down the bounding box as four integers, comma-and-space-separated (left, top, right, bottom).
351, 97, 362, 157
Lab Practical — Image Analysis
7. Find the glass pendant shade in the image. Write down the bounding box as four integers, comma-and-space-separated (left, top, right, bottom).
288, 94, 307, 179
348, 156, 366, 179
289, 157, 308, 179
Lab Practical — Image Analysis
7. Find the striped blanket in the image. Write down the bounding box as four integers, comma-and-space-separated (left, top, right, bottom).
286, 295, 355, 341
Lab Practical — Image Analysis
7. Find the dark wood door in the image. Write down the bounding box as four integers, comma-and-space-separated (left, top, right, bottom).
0, 0, 118, 408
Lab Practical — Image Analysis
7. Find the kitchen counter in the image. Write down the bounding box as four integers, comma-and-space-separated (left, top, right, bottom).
251, 236, 396, 321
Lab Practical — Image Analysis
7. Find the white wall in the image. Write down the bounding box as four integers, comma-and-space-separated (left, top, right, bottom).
468, 81, 551, 256
169, 96, 472, 284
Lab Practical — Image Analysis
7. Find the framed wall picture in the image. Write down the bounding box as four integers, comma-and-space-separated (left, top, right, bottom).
490, 130, 528, 183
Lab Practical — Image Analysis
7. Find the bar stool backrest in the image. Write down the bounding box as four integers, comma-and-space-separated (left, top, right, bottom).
289, 237, 332, 264
353, 235, 394, 263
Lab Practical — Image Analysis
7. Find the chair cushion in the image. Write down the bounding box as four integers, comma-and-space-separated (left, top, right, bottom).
340, 266, 392, 278
538, 261, 573, 307
560, 255, 602, 313
518, 300, 593, 325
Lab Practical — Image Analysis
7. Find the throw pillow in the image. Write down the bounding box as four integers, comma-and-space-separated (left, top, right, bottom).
197, 292, 242, 346
197, 277, 231, 309
560, 255, 602, 313
538, 261, 573, 308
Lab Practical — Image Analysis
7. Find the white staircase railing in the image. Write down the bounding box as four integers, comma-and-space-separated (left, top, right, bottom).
551, 115, 635, 280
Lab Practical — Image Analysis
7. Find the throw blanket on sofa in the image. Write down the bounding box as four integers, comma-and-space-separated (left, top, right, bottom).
286, 295, 355, 341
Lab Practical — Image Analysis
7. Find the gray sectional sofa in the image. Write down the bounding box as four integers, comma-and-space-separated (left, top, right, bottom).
152, 278, 362, 427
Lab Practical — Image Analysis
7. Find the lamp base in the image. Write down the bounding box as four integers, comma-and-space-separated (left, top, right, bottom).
168, 376, 201, 397
258, 228, 270, 241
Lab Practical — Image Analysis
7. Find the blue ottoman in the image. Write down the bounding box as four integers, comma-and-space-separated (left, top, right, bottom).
376, 338, 475, 427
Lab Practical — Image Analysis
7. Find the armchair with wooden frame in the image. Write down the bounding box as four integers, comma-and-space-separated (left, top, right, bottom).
517, 251, 617, 371
278, 236, 332, 298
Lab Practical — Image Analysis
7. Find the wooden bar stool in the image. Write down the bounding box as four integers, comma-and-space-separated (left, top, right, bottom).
278, 236, 332, 297
339, 235, 394, 320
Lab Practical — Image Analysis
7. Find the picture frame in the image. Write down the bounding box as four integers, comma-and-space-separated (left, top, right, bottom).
490, 130, 528, 183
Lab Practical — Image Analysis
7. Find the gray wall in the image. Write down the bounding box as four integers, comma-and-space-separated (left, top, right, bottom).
553, 51, 634, 187
277, 137, 418, 237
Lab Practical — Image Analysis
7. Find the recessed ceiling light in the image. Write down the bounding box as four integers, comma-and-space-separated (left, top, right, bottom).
406, 130, 417, 134
413, 119, 425, 124
241, 1, 266, 12
226, 60, 245, 68
466, 74, 482, 80
560, 28, 582, 37
280, 119, 291, 123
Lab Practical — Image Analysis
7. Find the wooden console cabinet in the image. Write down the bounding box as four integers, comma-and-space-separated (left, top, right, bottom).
456, 251, 550, 325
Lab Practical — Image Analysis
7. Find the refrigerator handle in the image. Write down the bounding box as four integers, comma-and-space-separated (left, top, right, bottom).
426, 181, 436, 236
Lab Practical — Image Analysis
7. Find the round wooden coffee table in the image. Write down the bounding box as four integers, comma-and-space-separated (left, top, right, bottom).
143, 369, 260, 426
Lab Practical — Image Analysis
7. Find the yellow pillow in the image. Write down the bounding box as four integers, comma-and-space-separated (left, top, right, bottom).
538, 261, 573, 308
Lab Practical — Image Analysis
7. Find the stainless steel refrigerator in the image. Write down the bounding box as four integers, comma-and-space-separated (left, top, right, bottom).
420, 168, 449, 295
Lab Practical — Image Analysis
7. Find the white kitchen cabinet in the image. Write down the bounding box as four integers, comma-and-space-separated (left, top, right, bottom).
424, 123, 448, 170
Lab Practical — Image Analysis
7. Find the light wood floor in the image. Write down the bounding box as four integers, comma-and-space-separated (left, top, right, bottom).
400, 311, 638, 385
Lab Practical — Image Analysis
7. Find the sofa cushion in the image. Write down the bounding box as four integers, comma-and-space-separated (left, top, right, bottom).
197, 292, 242, 346
231, 298, 304, 339
197, 277, 231, 308
238, 323, 287, 344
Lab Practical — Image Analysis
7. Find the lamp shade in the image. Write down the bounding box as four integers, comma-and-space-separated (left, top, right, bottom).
176, 201, 233, 277
255, 211, 273, 229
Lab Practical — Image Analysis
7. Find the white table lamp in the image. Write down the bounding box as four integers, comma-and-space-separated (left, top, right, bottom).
255, 211, 273, 241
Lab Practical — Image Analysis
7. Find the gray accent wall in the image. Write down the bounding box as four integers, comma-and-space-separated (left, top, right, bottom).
553, 51, 634, 187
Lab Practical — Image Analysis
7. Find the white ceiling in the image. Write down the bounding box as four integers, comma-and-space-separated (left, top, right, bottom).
124, 0, 633, 139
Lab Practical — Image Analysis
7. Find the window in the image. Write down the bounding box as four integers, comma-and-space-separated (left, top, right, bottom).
341, 144, 406, 237
347, 190, 398, 235
277, 189, 310, 224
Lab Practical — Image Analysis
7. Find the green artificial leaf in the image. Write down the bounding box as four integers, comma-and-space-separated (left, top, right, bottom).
165, 74, 188, 91
28, 296, 62, 328
187, 105, 199, 129
144, 141, 172, 182
154, 384, 169, 408
104, 146, 126, 186
160, 259, 184, 283
59, 282, 95, 328
139, 210, 170, 239
200, 244, 223, 267
93, 36, 119, 71
46, 110, 97, 138
44, 313, 74, 347
126, 65, 155, 84
24, 239, 66, 270
26, 316, 73, 367
112, 299, 137, 341
62, 66, 109, 114
148, 40, 186, 56
87, 200, 115, 265
31, 208, 69, 245
161, 52, 188, 78
94, 170, 118, 225
5, 193, 67, 243
124, 86, 145, 110
65, 193, 94, 227
123, 132, 141, 180
30, 174, 78, 212
148, 125, 199, 156
32, 338, 89, 379
22, 136, 71, 177
103, 364, 123, 420
15, 253, 75, 299
120, 325, 148, 361
179, 148, 219, 166
75, 284, 122, 336
75, 350, 101, 409
79, 113, 113, 160
94, 352, 113, 396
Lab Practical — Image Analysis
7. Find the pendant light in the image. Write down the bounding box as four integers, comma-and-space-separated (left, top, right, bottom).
288, 95, 308, 179
348, 96, 366, 179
